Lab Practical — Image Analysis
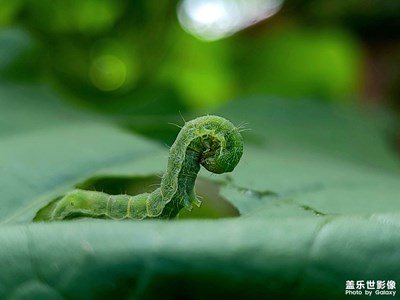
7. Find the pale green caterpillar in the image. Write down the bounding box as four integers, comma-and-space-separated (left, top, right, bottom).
33, 115, 243, 221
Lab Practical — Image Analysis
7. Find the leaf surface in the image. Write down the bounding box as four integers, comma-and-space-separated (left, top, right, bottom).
1, 84, 400, 299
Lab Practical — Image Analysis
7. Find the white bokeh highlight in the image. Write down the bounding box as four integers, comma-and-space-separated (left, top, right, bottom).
178, 0, 284, 41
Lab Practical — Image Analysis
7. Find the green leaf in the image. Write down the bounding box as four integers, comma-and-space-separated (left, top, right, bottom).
1, 83, 400, 299
216, 97, 400, 217
0, 82, 166, 223
1, 216, 400, 299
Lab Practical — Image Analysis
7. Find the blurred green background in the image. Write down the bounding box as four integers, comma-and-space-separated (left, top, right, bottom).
0, 0, 399, 144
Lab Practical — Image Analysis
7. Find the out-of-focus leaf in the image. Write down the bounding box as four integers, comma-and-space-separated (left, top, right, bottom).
0, 0, 23, 26
1, 215, 399, 300
233, 27, 362, 101
157, 28, 236, 109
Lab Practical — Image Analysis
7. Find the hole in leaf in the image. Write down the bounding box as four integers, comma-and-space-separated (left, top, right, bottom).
75, 175, 239, 219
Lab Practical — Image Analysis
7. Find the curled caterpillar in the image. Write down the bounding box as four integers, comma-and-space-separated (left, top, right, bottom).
33, 115, 243, 221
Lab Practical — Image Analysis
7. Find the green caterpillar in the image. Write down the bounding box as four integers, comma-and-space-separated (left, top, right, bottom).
33, 115, 243, 221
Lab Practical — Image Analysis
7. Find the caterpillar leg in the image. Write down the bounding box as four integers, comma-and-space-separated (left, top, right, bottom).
183, 193, 202, 211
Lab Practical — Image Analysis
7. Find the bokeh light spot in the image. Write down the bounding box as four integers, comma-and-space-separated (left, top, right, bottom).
178, 0, 284, 41
89, 55, 127, 91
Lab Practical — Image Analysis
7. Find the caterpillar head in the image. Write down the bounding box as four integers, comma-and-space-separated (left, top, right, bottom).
200, 119, 243, 174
